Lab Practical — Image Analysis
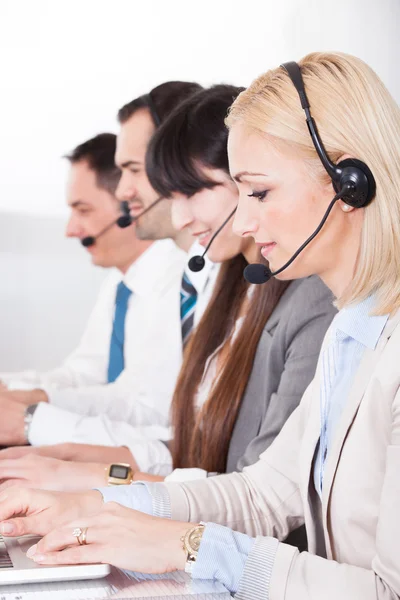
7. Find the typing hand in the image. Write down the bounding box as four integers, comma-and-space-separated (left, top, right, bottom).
26, 503, 189, 574
0, 487, 103, 537
1, 389, 48, 405
0, 394, 27, 446
0, 389, 48, 446
0, 455, 109, 492
0, 443, 74, 461
55, 443, 139, 467
0, 443, 137, 468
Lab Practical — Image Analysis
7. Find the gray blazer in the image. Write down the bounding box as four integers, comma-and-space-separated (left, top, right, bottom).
226, 275, 336, 473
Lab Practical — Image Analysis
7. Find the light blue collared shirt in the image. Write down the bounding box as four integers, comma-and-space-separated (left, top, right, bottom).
314, 295, 389, 496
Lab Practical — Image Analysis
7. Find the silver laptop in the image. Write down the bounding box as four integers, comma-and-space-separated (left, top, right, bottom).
0, 534, 110, 585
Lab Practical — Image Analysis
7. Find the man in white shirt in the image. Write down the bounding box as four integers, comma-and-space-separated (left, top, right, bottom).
1, 133, 155, 394
0, 82, 217, 461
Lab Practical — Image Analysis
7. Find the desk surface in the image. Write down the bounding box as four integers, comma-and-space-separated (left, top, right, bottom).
0, 567, 230, 599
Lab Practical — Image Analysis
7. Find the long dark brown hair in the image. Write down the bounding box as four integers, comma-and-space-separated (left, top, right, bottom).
171, 258, 289, 473
146, 84, 291, 473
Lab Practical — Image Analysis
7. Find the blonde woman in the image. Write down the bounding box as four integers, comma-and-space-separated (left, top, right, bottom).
1, 52, 400, 599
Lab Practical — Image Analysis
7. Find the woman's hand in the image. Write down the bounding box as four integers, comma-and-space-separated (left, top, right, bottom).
0, 443, 138, 467
0, 455, 109, 492
26, 502, 190, 574
0, 487, 103, 537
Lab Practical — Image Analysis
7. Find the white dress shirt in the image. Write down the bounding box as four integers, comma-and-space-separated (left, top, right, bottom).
2, 240, 184, 444
112, 243, 220, 472
2, 240, 219, 455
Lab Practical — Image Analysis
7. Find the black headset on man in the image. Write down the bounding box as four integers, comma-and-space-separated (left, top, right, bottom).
81, 92, 163, 248
189, 61, 377, 281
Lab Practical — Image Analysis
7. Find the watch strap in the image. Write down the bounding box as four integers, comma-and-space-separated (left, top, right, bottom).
24, 404, 39, 443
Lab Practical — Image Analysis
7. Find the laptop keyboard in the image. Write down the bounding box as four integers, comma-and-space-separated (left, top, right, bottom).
0, 535, 13, 569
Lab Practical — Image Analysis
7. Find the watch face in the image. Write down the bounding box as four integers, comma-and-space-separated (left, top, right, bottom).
109, 464, 129, 479
188, 528, 203, 552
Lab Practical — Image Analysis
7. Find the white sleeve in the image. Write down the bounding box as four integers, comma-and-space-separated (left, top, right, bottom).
28, 402, 173, 475
164, 468, 209, 482
46, 350, 177, 425
129, 439, 173, 476
1, 273, 115, 391
4, 372, 47, 391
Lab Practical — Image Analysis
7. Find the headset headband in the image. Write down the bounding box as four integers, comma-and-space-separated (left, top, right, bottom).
281, 61, 376, 207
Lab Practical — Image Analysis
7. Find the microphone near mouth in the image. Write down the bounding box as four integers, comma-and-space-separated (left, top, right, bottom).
188, 207, 238, 272
81, 198, 163, 248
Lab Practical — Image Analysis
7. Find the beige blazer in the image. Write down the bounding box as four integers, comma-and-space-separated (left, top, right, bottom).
165, 309, 400, 599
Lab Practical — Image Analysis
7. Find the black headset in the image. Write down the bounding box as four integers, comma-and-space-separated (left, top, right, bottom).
244, 62, 377, 285
282, 61, 376, 208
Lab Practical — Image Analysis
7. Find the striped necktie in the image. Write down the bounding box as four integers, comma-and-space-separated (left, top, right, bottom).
180, 272, 198, 346
107, 281, 132, 383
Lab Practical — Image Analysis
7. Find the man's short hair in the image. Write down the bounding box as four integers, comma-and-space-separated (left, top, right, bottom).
117, 81, 202, 127
65, 133, 120, 194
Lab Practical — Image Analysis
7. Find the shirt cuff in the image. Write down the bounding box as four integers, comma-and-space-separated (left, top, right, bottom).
235, 536, 279, 600
128, 439, 173, 476
96, 482, 154, 515
192, 522, 256, 594
45, 386, 89, 412
164, 468, 208, 482
96, 481, 172, 519
28, 403, 81, 445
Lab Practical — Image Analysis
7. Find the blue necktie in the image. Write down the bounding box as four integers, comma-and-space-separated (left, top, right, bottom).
107, 281, 132, 383
180, 272, 198, 346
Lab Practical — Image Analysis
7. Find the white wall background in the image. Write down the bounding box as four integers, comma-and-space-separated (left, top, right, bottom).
0, 0, 399, 370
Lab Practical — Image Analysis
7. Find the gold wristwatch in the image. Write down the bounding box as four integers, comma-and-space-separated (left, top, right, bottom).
181, 523, 206, 574
106, 463, 134, 485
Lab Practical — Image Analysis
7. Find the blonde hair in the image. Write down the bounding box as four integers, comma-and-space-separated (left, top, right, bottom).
226, 52, 400, 314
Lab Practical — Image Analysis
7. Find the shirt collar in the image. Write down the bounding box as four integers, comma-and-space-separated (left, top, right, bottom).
333, 295, 389, 350
121, 239, 186, 297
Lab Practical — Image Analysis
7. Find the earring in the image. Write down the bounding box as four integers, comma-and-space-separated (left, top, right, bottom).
342, 203, 352, 212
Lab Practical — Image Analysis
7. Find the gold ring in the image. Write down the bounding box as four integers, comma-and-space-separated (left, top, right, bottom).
80, 527, 88, 546
72, 527, 88, 546
72, 527, 83, 544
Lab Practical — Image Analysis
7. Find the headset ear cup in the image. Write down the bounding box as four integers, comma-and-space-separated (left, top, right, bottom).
337, 158, 376, 208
